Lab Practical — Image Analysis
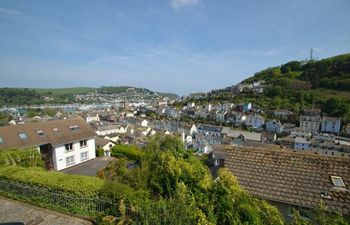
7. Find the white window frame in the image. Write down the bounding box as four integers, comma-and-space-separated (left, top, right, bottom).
65, 156, 75, 166
80, 151, 89, 161
80, 139, 88, 148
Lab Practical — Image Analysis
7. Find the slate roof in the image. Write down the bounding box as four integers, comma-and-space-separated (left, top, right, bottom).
0, 118, 95, 149
197, 124, 222, 133
223, 146, 350, 215
95, 137, 113, 147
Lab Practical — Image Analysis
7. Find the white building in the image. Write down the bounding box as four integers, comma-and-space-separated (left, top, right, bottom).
294, 137, 310, 151
85, 114, 100, 123
321, 117, 341, 134
0, 118, 96, 171
244, 114, 265, 129
265, 120, 283, 133
299, 109, 321, 134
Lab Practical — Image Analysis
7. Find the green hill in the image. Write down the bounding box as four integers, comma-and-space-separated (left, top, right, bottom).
240, 53, 350, 121
32, 87, 96, 95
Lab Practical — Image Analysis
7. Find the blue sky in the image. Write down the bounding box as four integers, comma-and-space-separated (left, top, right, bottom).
0, 0, 350, 95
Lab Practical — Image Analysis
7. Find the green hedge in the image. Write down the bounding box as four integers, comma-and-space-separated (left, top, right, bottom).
111, 145, 144, 161
96, 148, 105, 157
0, 148, 44, 168
0, 166, 104, 197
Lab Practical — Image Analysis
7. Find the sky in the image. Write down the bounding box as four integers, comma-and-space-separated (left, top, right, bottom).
0, 0, 350, 95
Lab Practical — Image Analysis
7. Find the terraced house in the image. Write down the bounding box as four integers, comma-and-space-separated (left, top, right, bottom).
0, 118, 96, 171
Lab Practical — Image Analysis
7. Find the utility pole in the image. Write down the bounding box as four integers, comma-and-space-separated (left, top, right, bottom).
310, 48, 314, 61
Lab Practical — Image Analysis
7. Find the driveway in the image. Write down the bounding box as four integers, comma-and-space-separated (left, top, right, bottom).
0, 196, 92, 225
62, 156, 115, 176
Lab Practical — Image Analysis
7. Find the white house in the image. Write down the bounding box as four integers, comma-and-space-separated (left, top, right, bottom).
244, 114, 265, 129
294, 137, 310, 151
85, 114, 100, 123
290, 127, 312, 138
95, 136, 115, 156
321, 117, 341, 134
215, 111, 227, 122
0, 118, 96, 171
141, 119, 149, 127
265, 120, 283, 133
299, 109, 321, 134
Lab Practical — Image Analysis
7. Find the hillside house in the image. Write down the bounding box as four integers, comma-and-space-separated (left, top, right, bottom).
321, 116, 341, 134
299, 108, 321, 134
0, 118, 96, 171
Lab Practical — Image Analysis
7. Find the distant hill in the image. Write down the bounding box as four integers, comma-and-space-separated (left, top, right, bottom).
31, 87, 96, 95
0, 86, 178, 106
243, 53, 350, 91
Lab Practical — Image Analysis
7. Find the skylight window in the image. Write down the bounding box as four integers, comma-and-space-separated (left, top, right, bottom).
331, 176, 346, 188
0, 136, 3, 144
52, 128, 59, 132
18, 132, 28, 140
37, 130, 45, 137
69, 125, 80, 131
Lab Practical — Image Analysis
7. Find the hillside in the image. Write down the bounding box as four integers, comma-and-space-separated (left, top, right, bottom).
243, 53, 350, 91
189, 53, 350, 122
0, 86, 178, 106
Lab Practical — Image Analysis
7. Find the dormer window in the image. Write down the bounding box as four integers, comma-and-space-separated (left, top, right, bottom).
37, 130, 45, 137
331, 176, 346, 188
18, 132, 27, 140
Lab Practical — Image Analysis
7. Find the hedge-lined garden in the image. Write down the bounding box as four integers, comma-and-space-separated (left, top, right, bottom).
0, 148, 44, 168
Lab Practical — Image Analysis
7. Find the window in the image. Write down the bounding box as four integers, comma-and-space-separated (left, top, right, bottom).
331, 176, 346, 188
18, 132, 27, 140
66, 156, 75, 166
69, 125, 80, 131
80, 151, 88, 161
37, 130, 45, 137
0, 136, 3, 144
65, 143, 73, 151
80, 140, 87, 148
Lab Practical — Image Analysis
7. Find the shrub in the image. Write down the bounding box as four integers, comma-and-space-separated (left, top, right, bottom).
96, 148, 105, 157
0, 148, 44, 168
111, 145, 144, 161
0, 166, 104, 197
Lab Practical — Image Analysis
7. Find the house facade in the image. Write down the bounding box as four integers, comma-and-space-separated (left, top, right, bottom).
321, 117, 341, 134
299, 109, 321, 134
0, 118, 96, 171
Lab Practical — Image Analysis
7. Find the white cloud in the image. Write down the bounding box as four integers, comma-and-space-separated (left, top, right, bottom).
0, 7, 20, 15
170, 0, 201, 8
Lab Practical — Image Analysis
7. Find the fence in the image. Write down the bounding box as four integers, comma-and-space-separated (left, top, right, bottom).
0, 179, 119, 217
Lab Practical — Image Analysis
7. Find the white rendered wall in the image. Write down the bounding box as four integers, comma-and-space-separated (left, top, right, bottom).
53, 138, 96, 171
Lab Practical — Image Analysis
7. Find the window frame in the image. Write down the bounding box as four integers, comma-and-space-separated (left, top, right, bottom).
18, 132, 28, 140
65, 155, 75, 166
65, 143, 74, 151
80, 151, 89, 161
80, 139, 87, 148
331, 176, 346, 188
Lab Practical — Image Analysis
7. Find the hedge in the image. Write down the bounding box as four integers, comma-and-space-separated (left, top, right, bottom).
111, 145, 144, 161
0, 148, 44, 168
0, 166, 104, 197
